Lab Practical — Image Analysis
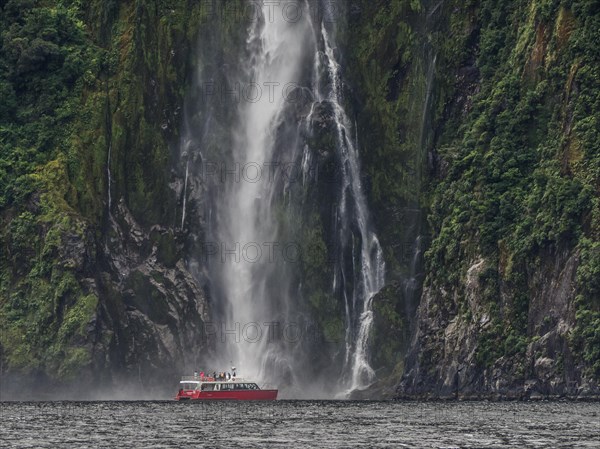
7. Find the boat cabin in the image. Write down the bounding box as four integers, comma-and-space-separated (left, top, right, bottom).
200, 382, 260, 391
175, 375, 277, 400
179, 378, 260, 392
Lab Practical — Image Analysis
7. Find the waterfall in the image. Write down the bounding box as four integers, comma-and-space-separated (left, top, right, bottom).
419, 52, 437, 173
184, 0, 385, 397
210, 1, 314, 384
181, 159, 189, 230
107, 141, 112, 210
315, 20, 386, 392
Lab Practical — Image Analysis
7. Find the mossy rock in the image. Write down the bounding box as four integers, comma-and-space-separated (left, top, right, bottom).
150, 228, 180, 268
370, 282, 409, 374
123, 270, 172, 326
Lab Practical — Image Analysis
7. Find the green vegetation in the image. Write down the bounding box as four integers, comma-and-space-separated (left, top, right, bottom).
348, 0, 424, 208
300, 213, 344, 343
370, 284, 408, 374
0, 0, 101, 377
0, 0, 229, 381
1, 0, 598, 388
0, 1, 98, 210
344, 0, 599, 384
570, 239, 600, 378
424, 0, 599, 377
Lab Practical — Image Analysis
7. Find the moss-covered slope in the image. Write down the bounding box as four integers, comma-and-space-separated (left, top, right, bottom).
1, 0, 598, 399
396, 0, 600, 398
0, 0, 214, 394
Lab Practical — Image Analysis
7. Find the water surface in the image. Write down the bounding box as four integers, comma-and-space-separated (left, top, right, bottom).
1, 400, 598, 448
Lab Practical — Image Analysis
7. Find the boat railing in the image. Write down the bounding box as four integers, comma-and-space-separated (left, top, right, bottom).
181, 375, 245, 382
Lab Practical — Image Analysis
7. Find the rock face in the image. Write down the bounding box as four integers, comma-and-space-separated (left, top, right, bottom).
0, 196, 210, 399
398, 250, 599, 399
2, 0, 599, 400
0, 0, 216, 398
90, 200, 209, 390
383, 1, 600, 400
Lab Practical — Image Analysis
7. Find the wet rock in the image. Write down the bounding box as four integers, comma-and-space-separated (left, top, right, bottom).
86, 200, 210, 390
58, 224, 95, 274
396, 248, 596, 400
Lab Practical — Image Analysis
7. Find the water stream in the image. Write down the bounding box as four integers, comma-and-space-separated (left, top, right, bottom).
187, 0, 386, 397
210, 0, 314, 386
315, 20, 385, 392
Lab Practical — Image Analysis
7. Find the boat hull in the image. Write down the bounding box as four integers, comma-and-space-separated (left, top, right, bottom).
175, 389, 278, 401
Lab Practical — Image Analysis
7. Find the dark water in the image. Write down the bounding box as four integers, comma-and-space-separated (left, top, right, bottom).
0, 401, 598, 448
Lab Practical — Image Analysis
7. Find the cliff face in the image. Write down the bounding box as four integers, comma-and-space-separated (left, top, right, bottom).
0, 0, 216, 396
1, 0, 599, 399
337, 0, 599, 398
393, 0, 600, 398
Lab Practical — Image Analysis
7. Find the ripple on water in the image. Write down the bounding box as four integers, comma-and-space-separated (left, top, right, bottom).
0, 401, 599, 448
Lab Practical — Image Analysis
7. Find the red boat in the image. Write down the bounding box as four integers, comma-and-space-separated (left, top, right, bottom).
175, 376, 278, 401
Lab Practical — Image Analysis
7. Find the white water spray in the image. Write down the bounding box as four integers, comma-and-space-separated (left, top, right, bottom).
214, 2, 314, 382
107, 141, 112, 210
317, 23, 386, 392
195, 0, 385, 396
181, 158, 189, 230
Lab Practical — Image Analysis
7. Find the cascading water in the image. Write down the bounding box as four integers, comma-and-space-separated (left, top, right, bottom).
181, 158, 189, 230
312, 17, 386, 393
179, 139, 191, 231
209, 1, 314, 385
184, 0, 385, 397
400, 0, 441, 323
106, 138, 112, 210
